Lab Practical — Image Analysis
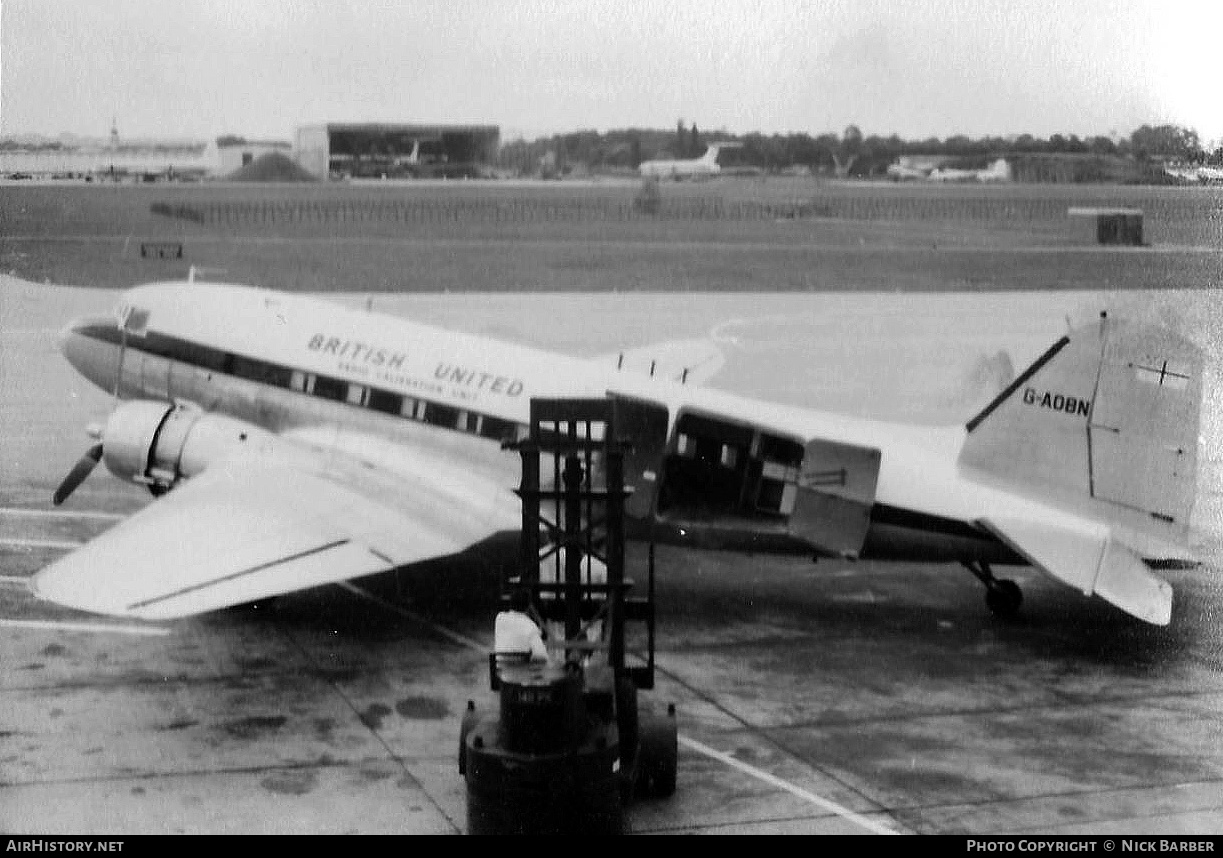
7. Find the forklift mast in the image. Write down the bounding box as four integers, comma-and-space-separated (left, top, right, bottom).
460, 398, 675, 835
510, 397, 656, 687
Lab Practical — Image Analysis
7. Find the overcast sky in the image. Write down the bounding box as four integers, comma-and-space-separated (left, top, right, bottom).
2, 0, 1219, 145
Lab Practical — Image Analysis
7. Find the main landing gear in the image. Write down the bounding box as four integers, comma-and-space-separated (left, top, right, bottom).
961, 561, 1023, 619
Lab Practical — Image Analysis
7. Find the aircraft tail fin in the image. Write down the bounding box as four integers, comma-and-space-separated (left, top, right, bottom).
959, 315, 1203, 546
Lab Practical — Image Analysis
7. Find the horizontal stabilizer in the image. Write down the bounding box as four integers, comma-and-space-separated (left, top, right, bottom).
979, 516, 1172, 625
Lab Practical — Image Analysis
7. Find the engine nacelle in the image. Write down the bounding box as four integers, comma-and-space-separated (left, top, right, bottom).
101, 400, 275, 494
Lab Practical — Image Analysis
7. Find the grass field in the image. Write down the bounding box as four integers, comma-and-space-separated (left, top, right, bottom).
1, 178, 1219, 293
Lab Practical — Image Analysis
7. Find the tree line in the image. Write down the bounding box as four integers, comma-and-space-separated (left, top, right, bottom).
497, 122, 1222, 177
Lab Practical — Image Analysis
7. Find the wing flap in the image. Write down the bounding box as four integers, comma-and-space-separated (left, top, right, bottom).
121, 538, 390, 619
32, 461, 466, 620
979, 515, 1172, 625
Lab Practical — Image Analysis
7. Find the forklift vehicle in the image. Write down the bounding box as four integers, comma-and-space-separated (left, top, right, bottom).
459, 398, 677, 835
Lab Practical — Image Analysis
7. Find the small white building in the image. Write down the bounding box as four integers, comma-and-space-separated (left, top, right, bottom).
0, 140, 211, 179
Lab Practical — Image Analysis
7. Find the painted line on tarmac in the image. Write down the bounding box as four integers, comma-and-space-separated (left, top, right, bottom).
342, 579, 898, 834
678, 735, 901, 835
0, 618, 171, 636
338, 581, 487, 651
0, 575, 32, 587
0, 508, 125, 521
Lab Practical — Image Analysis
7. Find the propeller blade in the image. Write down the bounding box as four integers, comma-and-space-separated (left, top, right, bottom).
53, 443, 103, 506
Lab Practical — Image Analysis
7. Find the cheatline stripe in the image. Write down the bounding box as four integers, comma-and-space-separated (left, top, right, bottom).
340, 581, 901, 835
0, 618, 170, 636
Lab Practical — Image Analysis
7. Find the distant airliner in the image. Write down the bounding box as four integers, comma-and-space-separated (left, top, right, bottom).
37, 281, 1204, 626
887, 157, 1011, 183
928, 158, 1011, 183
638, 144, 733, 180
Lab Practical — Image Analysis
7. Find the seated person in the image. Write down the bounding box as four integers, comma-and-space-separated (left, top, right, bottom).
494, 588, 549, 663
538, 548, 608, 661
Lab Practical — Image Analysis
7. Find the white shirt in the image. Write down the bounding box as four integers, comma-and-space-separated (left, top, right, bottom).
494, 610, 548, 662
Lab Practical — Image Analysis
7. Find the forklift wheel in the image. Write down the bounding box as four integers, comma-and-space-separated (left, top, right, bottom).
636, 708, 678, 798
458, 701, 478, 775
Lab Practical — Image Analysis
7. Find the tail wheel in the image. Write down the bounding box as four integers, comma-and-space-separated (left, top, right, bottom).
964, 562, 1023, 620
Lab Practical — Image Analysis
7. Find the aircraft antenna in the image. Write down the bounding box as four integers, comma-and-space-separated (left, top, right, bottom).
113, 314, 128, 400
187, 266, 227, 284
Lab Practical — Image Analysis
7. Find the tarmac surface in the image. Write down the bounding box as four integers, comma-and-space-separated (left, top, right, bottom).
3, 277, 1223, 834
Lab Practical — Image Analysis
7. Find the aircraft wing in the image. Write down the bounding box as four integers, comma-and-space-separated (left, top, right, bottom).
32, 437, 516, 621
978, 515, 1174, 625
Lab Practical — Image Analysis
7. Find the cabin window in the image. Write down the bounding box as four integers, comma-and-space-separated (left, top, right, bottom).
676, 433, 692, 457
400, 397, 426, 420
346, 384, 368, 406
290, 370, 312, 393
460, 411, 482, 433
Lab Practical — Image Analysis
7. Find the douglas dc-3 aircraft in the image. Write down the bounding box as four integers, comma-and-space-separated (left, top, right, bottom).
36, 281, 1205, 625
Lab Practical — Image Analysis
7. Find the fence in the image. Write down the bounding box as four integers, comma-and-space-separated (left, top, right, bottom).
149, 191, 1220, 233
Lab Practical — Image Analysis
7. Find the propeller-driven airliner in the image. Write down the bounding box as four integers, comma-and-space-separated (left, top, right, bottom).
36, 280, 1205, 626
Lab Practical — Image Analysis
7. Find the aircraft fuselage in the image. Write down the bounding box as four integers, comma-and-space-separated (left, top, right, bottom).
59, 282, 1020, 566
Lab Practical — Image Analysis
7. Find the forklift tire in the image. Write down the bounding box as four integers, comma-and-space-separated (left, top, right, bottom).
615, 677, 639, 800
636, 709, 678, 798
616, 677, 639, 762
458, 702, 478, 775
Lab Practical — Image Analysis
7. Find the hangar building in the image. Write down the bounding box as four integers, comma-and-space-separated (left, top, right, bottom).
295, 123, 500, 180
